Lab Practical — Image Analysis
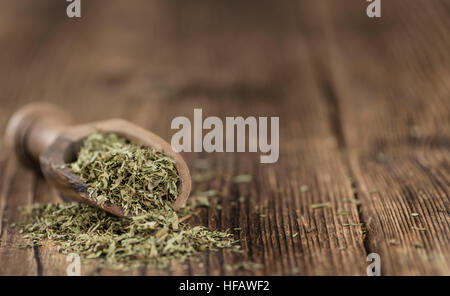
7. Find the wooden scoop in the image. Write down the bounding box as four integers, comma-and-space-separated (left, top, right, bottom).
4, 103, 191, 218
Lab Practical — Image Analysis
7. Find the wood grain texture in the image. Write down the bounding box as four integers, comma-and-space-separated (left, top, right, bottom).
0, 0, 448, 275
307, 0, 450, 275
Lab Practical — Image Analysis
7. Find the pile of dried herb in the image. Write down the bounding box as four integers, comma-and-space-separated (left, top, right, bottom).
20, 202, 236, 270
19, 133, 238, 270
70, 133, 179, 216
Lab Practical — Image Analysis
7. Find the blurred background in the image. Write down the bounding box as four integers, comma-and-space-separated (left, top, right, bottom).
0, 1, 448, 149
0, 0, 449, 275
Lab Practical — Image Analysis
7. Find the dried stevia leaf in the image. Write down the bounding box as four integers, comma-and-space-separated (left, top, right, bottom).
19, 133, 239, 271
69, 133, 180, 216
19, 201, 239, 270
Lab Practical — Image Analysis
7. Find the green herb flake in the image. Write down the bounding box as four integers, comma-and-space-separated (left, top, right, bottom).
233, 175, 252, 184
300, 185, 309, 193
345, 199, 361, 206
311, 202, 331, 209
336, 210, 349, 216
414, 241, 425, 249
192, 171, 215, 183
388, 239, 399, 246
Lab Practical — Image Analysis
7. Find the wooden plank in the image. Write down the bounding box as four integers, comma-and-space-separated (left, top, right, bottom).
6, 0, 449, 275
0, 156, 38, 276
134, 0, 369, 275
314, 0, 450, 275
0, 1, 59, 274
0, 0, 370, 276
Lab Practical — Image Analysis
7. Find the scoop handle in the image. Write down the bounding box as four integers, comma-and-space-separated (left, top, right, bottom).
4, 103, 72, 168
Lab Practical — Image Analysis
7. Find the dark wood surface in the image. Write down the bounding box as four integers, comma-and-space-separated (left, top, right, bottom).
0, 0, 449, 275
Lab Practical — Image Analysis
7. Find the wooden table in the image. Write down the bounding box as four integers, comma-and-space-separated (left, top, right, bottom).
0, 0, 449, 276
